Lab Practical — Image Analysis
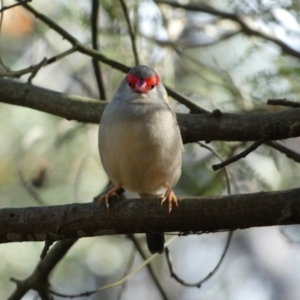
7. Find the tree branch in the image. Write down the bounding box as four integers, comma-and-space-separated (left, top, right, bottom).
90, 0, 106, 100
165, 231, 233, 287
155, 1, 300, 60
127, 235, 169, 300
2, 47, 77, 78
0, 78, 104, 123
164, 85, 210, 114
119, 0, 140, 65
15, 2, 207, 112
267, 98, 300, 108
0, 0, 31, 13
19, 1, 130, 73
212, 136, 268, 170
1, 188, 300, 244
1, 78, 300, 144
8, 239, 77, 300
265, 141, 300, 164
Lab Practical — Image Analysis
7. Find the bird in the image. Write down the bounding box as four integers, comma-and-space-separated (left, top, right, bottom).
98, 65, 182, 254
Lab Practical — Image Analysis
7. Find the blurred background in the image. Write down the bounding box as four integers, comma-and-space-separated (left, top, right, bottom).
1, 0, 300, 299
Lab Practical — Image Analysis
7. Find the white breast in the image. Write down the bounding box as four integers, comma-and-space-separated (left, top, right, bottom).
99, 100, 182, 196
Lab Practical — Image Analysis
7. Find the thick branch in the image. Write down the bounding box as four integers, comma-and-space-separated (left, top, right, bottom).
1, 188, 300, 244
1, 78, 300, 143
0, 78, 104, 123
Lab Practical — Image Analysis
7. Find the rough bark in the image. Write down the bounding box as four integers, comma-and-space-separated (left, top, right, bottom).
1, 78, 300, 143
1, 188, 300, 244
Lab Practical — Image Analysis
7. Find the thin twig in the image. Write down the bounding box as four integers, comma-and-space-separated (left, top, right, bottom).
2, 47, 76, 78
28, 58, 47, 84
8, 239, 77, 300
49, 237, 176, 298
212, 136, 268, 170
73, 148, 89, 203
90, 0, 106, 100
119, 0, 140, 65
18, 2, 208, 112
20, 2, 129, 72
165, 231, 232, 288
154, 1, 300, 60
116, 245, 136, 300
198, 142, 231, 195
165, 85, 210, 113
267, 98, 300, 108
40, 240, 54, 259
161, 143, 233, 288
151, 30, 241, 48
0, 0, 31, 13
265, 141, 300, 164
128, 234, 169, 300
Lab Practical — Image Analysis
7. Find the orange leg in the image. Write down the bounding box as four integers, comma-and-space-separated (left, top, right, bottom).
98, 183, 122, 208
161, 184, 178, 213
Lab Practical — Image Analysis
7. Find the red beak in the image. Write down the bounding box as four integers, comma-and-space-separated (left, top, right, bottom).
134, 79, 147, 94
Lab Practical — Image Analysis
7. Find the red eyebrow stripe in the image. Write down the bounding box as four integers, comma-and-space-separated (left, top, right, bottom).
126, 73, 160, 89
144, 75, 160, 86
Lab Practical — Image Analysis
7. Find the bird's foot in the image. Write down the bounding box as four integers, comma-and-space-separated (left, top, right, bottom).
98, 183, 122, 208
161, 185, 178, 213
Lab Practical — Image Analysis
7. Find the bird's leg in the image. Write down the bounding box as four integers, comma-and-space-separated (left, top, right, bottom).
98, 183, 122, 208
161, 184, 178, 213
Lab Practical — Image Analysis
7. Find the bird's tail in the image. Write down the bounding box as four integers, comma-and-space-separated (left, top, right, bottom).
146, 232, 165, 254
139, 192, 165, 254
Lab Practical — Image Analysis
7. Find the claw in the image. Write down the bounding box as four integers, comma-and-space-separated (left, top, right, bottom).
98, 184, 122, 208
161, 185, 178, 213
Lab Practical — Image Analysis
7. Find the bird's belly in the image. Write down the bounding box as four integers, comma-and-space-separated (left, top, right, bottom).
99, 111, 182, 196
117, 144, 173, 194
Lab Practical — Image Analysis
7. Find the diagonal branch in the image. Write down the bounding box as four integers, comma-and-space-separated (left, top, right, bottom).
15, 1, 205, 112
265, 141, 300, 164
2, 47, 77, 78
154, 1, 300, 60
0, 0, 31, 13
8, 239, 77, 300
49, 239, 176, 298
19, 1, 130, 72
212, 136, 268, 170
165, 85, 210, 113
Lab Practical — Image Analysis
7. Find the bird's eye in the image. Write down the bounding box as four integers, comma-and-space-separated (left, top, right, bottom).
151, 84, 155, 89
128, 82, 132, 87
